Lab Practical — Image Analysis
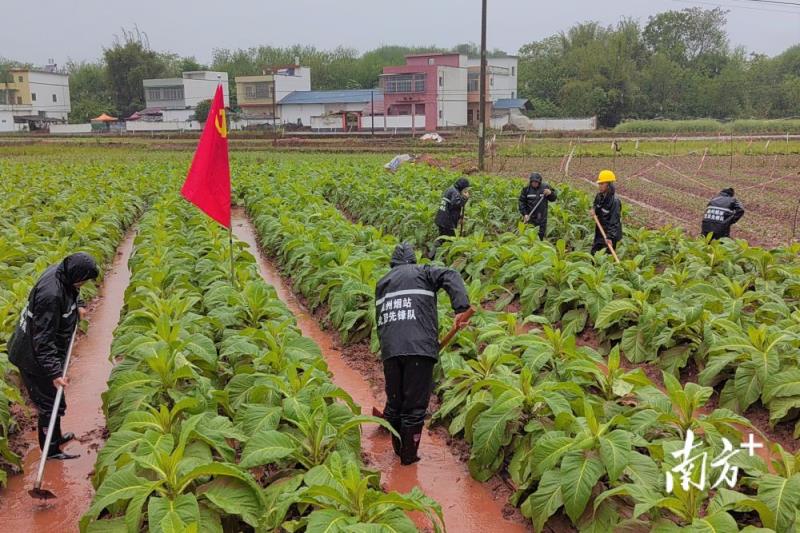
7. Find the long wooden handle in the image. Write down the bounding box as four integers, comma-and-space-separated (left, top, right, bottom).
33, 324, 78, 489
439, 306, 476, 352
592, 211, 621, 263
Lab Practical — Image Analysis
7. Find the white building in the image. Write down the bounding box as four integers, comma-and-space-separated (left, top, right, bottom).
0, 67, 71, 131
142, 71, 229, 122
236, 66, 310, 120
436, 64, 468, 128
466, 57, 519, 102
279, 89, 383, 131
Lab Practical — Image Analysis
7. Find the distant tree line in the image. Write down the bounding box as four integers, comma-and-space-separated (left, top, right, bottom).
518, 8, 800, 126
3, 8, 798, 126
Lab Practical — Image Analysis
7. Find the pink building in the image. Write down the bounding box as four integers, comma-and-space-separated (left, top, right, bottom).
378, 53, 468, 132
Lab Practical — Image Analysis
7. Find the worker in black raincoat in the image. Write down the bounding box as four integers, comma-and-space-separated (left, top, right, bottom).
376, 243, 471, 465
8, 252, 99, 460
518, 172, 557, 240
429, 177, 470, 259
701, 187, 745, 240
591, 170, 623, 255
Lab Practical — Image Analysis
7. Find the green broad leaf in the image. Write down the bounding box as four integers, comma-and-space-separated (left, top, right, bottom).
560, 451, 605, 524
698, 352, 740, 386
531, 432, 575, 478
599, 429, 632, 482
561, 308, 588, 337
147, 494, 200, 533
763, 369, 800, 404
234, 404, 282, 435
521, 470, 564, 533
80, 464, 157, 531
305, 509, 357, 533
621, 325, 653, 363
239, 429, 297, 468
85, 517, 127, 533
735, 363, 763, 412
624, 451, 662, 488
262, 474, 306, 530
756, 473, 800, 531
469, 391, 523, 479
160, 511, 197, 533
197, 476, 263, 528
579, 498, 621, 533
595, 299, 639, 330
686, 511, 738, 533
197, 505, 223, 533
628, 410, 659, 435
353, 510, 419, 533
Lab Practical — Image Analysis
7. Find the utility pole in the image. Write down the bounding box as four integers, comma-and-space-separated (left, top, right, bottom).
371, 89, 375, 137
478, 0, 487, 171
272, 74, 278, 147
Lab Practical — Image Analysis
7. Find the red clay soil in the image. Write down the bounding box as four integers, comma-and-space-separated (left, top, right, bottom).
0, 228, 135, 532
231, 210, 530, 533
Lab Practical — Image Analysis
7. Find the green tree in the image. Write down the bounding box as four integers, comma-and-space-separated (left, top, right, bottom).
642, 7, 729, 65
103, 27, 172, 117
194, 99, 211, 122
66, 60, 115, 123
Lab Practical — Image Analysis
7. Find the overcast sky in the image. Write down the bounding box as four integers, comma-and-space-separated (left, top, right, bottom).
3, 0, 799, 66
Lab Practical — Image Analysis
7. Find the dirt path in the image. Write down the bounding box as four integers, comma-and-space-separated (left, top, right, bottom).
0, 229, 135, 532
232, 211, 529, 533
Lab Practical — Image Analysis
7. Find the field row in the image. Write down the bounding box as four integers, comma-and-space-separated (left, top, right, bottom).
235, 158, 800, 532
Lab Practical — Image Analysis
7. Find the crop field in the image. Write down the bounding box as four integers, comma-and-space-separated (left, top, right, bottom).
0, 144, 799, 532
485, 149, 800, 248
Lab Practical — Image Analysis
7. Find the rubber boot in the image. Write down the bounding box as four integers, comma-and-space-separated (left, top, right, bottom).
400, 424, 424, 466
54, 417, 75, 445
383, 413, 402, 457
390, 422, 402, 457
38, 414, 79, 460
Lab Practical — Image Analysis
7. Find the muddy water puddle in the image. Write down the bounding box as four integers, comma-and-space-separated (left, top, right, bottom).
0, 229, 136, 532
232, 209, 528, 532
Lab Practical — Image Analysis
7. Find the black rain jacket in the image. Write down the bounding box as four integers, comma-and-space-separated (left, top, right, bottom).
593, 185, 623, 242
701, 189, 744, 239
518, 182, 557, 224
434, 179, 469, 232
376, 244, 470, 361
8, 253, 98, 379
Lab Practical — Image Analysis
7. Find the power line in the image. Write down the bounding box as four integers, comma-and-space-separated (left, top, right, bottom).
735, 0, 800, 7
672, 0, 800, 13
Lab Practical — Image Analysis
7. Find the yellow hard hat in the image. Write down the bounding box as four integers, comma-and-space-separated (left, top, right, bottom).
597, 170, 617, 183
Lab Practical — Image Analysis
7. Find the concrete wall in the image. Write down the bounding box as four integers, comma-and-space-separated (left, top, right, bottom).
529, 117, 596, 131
50, 123, 92, 134
492, 112, 596, 131
229, 118, 273, 130
360, 115, 426, 131
126, 120, 201, 132
0, 110, 15, 132
465, 57, 518, 101
28, 71, 71, 117
274, 68, 311, 102
405, 54, 464, 67
183, 76, 229, 109
382, 64, 439, 132
279, 103, 325, 126
162, 109, 194, 122
438, 66, 468, 128
310, 114, 344, 131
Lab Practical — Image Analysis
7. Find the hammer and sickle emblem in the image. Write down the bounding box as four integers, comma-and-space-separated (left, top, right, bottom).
214, 108, 228, 138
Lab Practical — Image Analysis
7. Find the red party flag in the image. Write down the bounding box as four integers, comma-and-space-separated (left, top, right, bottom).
181, 84, 230, 228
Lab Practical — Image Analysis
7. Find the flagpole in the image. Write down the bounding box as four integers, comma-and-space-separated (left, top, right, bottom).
229, 224, 235, 287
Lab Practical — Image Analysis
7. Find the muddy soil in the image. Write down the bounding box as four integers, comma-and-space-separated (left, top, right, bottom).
231, 210, 530, 532
0, 229, 135, 532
